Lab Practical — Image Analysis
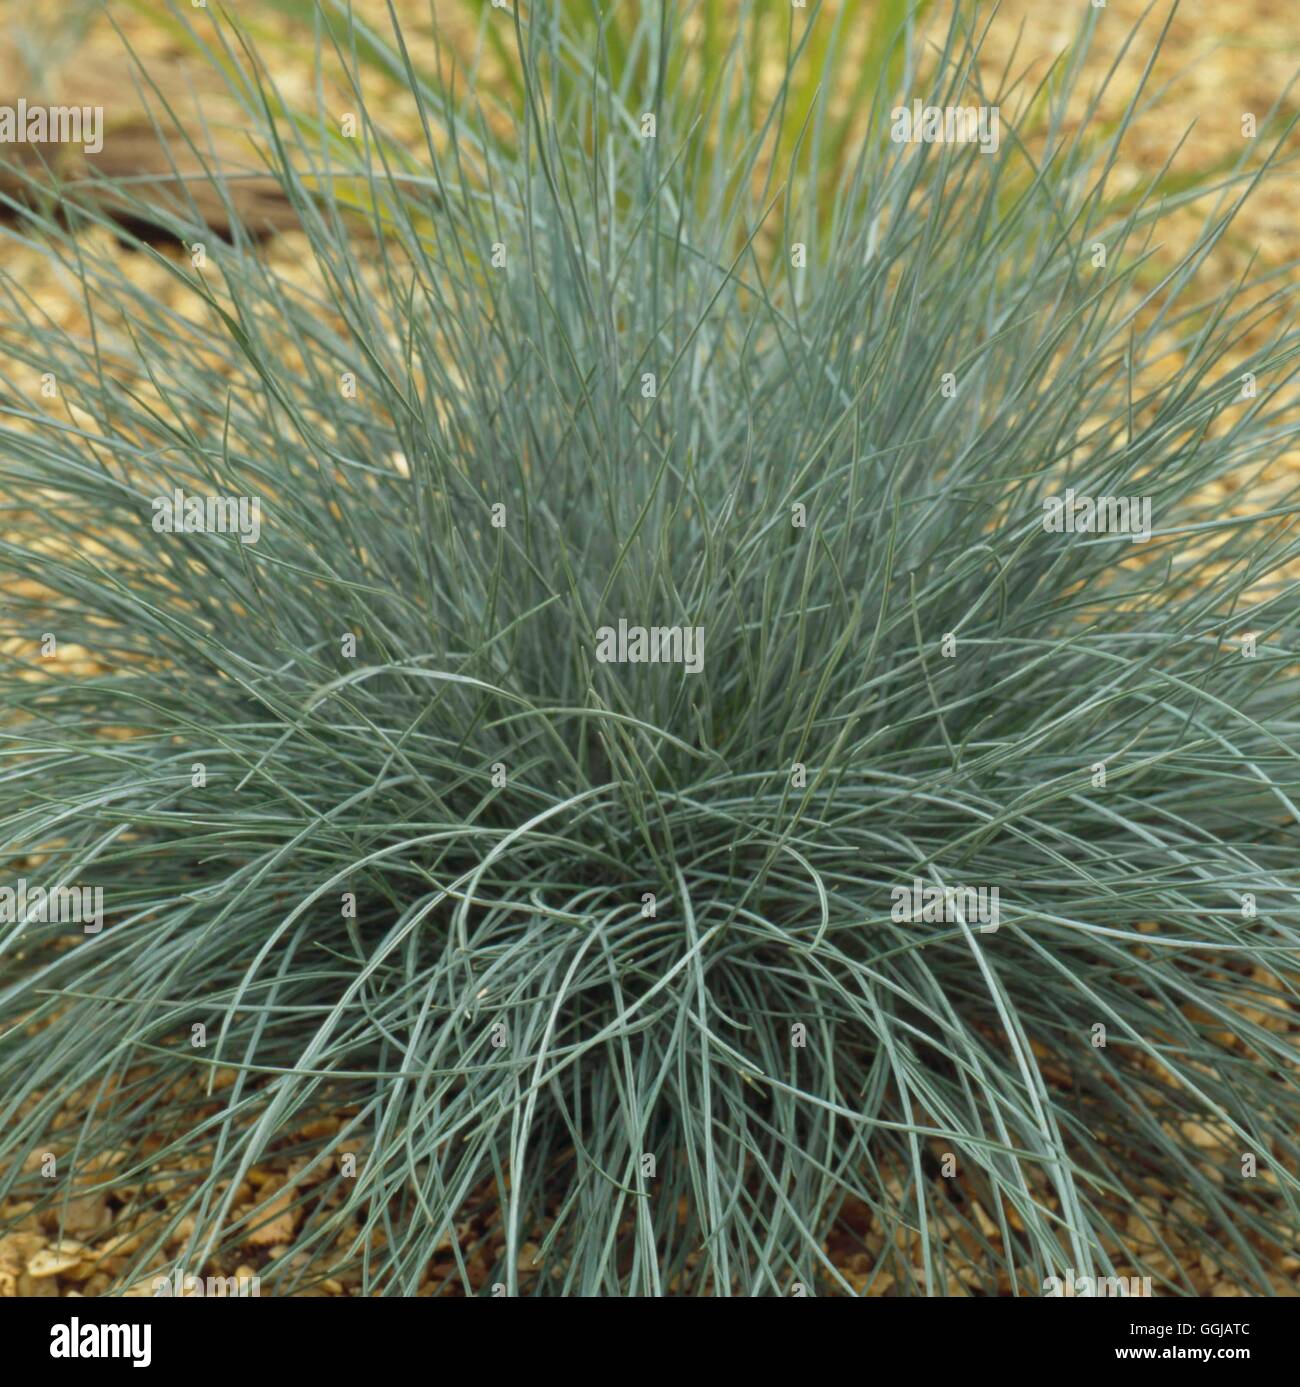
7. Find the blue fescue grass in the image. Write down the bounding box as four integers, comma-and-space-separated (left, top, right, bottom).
0, 0, 1298, 1295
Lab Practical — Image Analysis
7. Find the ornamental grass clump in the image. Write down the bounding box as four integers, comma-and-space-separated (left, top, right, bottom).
0, 1, 1298, 1296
